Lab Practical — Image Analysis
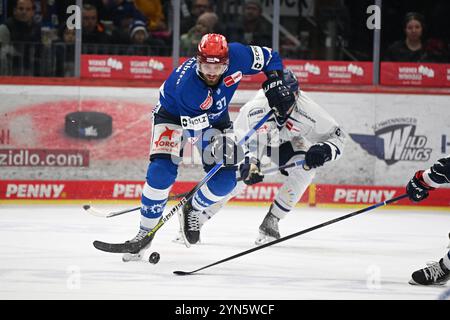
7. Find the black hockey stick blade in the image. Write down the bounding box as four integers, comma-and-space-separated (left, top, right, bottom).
93, 240, 141, 253
173, 270, 192, 276
92, 200, 186, 253
173, 193, 409, 276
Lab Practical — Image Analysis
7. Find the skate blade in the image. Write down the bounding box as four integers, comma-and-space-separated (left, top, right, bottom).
122, 253, 143, 262
172, 231, 186, 245
408, 278, 446, 286
176, 209, 191, 248
254, 233, 277, 246
173, 232, 201, 245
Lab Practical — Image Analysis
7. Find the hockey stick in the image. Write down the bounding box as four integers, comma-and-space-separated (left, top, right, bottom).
93, 110, 275, 253
83, 205, 138, 218
173, 193, 409, 275
84, 158, 306, 218
173, 158, 307, 199
83, 192, 184, 218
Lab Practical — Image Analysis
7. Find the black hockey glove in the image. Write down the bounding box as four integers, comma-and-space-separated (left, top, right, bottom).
262, 71, 296, 121
406, 170, 434, 202
429, 157, 450, 184
239, 157, 264, 185
210, 134, 244, 167
305, 143, 332, 168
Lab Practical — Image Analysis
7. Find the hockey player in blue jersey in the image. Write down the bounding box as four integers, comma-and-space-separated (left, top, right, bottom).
406, 155, 450, 286
122, 33, 296, 261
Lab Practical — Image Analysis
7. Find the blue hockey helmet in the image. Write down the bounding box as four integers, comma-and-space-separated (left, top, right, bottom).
283, 69, 299, 93
272, 69, 299, 127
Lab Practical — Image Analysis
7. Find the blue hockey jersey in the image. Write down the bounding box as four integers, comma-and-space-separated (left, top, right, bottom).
158, 43, 283, 131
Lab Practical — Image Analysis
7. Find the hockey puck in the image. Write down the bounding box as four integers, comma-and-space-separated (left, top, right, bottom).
149, 252, 160, 264
65, 111, 112, 139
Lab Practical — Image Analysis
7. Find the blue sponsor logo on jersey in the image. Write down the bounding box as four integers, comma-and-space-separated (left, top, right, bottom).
208, 110, 226, 121
248, 108, 264, 118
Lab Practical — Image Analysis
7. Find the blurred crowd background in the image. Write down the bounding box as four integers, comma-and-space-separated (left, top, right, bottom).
0, 0, 449, 77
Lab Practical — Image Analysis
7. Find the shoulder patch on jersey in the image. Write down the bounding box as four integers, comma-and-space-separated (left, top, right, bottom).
262, 46, 273, 66
224, 71, 242, 87
249, 46, 264, 71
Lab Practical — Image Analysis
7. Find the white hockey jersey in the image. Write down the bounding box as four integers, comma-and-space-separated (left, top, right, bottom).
233, 89, 347, 163
422, 154, 450, 188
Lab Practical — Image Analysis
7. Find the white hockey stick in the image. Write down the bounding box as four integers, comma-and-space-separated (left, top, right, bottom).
82, 204, 140, 218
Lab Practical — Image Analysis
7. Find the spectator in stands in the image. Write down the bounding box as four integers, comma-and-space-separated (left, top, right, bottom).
52, 26, 75, 77
32, 0, 59, 28
133, 0, 167, 32
180, 0, 213, 35
385, 12, 429, 62
427, 1, 450, 62
225, 0, 272, 47
110, 10, 136, 45
55, 0, 105, 28
82, 4, 111, 53
180, 12, 218, 56
101, 0, 142, 30
125, 19, 166, 56
0, 0, 42, 75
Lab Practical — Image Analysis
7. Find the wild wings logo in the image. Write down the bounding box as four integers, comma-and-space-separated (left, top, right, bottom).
350, 118, 432, 165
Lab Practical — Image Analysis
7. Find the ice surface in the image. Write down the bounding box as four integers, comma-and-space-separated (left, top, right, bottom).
0, 204, 449, 300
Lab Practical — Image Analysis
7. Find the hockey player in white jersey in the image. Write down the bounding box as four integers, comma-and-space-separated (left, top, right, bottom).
176, 69, 347, 246
406, 155, 450, 286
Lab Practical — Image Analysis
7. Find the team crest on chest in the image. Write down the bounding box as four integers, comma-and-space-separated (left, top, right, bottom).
200, 89, 213, 110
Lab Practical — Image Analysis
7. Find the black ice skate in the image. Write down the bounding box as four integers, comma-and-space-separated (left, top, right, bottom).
409, 258, 450, 286
255, 209, 280, 246
178, 199, 202, 247
173, 210, 214, 244
122, 227, 155, 262
173, 220, 202, 245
